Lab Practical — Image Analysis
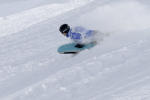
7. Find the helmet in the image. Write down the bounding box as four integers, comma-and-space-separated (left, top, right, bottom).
59, 24, 70, 34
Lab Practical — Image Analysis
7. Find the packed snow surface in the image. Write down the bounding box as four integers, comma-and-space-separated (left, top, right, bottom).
0, 0, 150, 100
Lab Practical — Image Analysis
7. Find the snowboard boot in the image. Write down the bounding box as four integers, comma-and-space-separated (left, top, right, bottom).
75, 44, 84, 48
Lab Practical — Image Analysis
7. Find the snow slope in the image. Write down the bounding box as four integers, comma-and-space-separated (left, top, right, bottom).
0, 0, 150, 100
0, 0, 69, 16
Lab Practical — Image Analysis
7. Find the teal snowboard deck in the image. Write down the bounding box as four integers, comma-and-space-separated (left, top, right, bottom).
57, 42, 96, 54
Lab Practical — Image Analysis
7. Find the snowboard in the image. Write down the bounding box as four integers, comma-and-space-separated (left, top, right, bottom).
57, 42, 96, 54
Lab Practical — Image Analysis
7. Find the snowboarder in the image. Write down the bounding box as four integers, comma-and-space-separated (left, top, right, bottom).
59, 24, 97, 48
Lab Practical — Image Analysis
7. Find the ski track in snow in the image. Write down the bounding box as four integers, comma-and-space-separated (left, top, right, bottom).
3, 36, 150, 100
1, 0, 150, 100
0, 0, 94, 37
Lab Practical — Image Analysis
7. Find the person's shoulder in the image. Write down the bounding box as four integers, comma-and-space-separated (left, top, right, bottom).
74, 26, 85, 29
72, 26, 86, 31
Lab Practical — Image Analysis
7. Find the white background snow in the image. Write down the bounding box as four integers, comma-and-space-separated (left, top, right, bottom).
0, 0, 150, 100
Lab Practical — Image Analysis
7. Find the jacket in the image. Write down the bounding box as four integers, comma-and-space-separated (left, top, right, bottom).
66, 26, 94, 44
